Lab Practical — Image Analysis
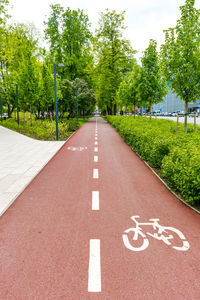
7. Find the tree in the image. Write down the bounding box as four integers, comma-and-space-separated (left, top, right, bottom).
138, 39, 167, 119
44, 5, 92, 81
128, 65, 142, 117
93, 9, 136, 115
71, 78, 95, 116
0, 0, 9, 31
0, 23, 40, 117
0, 0, 9, 111
39, 52, 55, 118
19, 50, 40, 114
61, 78, 96, 118
44, 4, 64, 64
160, 0, 200, 131
116, 78, 130, 112
116, 64, 141, 115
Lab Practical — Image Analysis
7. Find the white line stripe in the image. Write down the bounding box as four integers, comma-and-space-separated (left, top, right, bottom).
94, 156, 98, 162
93, 169, 99, 179
92, 191, 99, 210
95, 141, 98, 145
95, 137, 98, 140
94, 147, 98, 152
88, 239, 101, 292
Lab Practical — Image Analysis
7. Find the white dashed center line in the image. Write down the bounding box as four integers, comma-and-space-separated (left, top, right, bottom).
94, 147, 98, 152
95, 141, 98, 145
88, 239, 101, 292
92, 191, 99, 210
93, 169, 99, 179
94, 156, 98, 162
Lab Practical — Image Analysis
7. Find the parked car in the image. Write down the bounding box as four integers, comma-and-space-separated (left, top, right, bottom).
189, 112, 195, 117
179, 111, 185, 116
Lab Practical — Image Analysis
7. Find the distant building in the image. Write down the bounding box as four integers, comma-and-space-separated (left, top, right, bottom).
152, 88, 200, 113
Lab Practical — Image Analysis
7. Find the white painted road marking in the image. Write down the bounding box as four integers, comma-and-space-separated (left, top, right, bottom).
94, 147, 98, 152
95, 137, 98, 140
95, 141, 98, 145
92, 191, 99, 210
94, 156, 98, 162
88, 239, 101, 292
93, 169, 99, 179
67, 146, 88, 151
122, 216, 190, 252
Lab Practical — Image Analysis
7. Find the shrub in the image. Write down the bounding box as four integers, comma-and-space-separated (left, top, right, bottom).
1, 118, 81, 141
106, 116, 200, 205
162, 144, 200, 204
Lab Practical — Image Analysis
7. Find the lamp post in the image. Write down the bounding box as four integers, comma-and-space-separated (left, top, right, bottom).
76, 88, 78, 121
54, 63, 65, 140
11, 84, 19, 125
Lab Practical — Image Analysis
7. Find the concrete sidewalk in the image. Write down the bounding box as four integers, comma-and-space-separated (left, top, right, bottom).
0, 126, 65, 216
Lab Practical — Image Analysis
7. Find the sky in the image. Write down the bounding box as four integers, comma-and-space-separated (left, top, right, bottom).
8, 0, 200, 60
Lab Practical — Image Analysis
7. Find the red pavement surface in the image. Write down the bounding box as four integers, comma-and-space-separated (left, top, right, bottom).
0, 117, 200, 300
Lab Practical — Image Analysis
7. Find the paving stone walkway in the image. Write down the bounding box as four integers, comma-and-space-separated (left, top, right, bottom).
0, 126, 65, 216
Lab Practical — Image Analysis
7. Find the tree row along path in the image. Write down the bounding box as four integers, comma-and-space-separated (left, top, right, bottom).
0, 117, 200, 300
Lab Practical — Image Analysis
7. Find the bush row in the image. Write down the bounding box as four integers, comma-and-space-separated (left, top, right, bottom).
106, 116, 200, 205
1, 118, 80, 141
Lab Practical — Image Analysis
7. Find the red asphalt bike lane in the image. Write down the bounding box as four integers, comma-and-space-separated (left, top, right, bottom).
0, 117, 200, 300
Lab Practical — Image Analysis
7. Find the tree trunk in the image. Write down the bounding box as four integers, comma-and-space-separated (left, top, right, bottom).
134, 104, 135, 119
37, 109, 41, 119
176, 113, 179, 134
114, 104, 117, 115
30, 106, 33, 126
194, 111, 196, 132
7, 104, 11, 118
107, 105, 112, 115
184, 101, 188, 132
149, 105, 152, 120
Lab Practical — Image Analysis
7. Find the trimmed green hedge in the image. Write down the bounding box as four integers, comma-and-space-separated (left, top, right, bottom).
106, 116, 200, 205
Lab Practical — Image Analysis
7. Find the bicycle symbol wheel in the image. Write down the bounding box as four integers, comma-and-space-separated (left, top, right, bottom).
122, 228, 149, 252
160, 227, 190, 251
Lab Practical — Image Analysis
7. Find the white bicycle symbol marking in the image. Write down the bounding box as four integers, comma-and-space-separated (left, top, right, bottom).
67, 146, 87, 151
122, 216, 190, 252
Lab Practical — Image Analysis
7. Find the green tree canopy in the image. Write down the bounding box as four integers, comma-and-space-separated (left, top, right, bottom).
44, 5, 92, 81
160, 0, 200, 131
0, 23, 40, 116
116, 63, 141, 115
139, 39, 167, 118
92, 9, 136, 115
